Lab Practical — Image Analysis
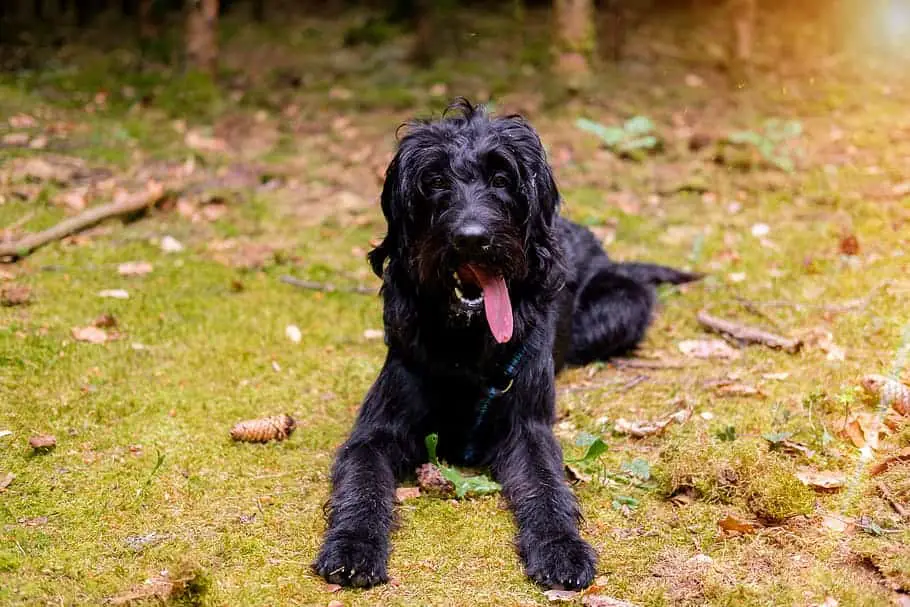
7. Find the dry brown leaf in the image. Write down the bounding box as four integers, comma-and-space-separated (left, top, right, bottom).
544, 589, 579, 602
762, 372, 790, 381
2, 133, 30, 146
55, 188, 88, 211
29, 434, 57, 451
395, 487, 421, 502
0, 472, 13, 492
324, 583, 342, 593
861, 374, 910, 416
9, 114, 37, 128
185, 130, 228, 154
118, 261, 153, 276
363, 328, 384, 340
776, 439, 816, 460
717, 513, 762, 534
582, 595, 640, 607
869, 447, 910, 476
327, 601, 344, 607
19, 516, 48, 527
72, 326, 108, 344
678, 339, 741, 360
1, 284, 31, 306
837, 411, 885, 449
714, 383, 765, 398
105, 569, 203, 605
614, 399, 693, 438
795, 328, 846, 361
820, 513, 853, 534
839, 234, 860, 256
230, 414, 297, 443
795, 467, 845, 491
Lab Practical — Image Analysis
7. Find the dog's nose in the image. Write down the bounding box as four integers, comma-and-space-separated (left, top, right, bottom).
453, 222, 490, 254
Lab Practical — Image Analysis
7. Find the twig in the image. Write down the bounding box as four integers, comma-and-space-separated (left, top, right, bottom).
697, 309, 802, 353
877, 482, 910, 520
734, 296, 785, 330
280, 275, 377, 296
612, 358, 695, 370
0, 182, 168, 262
619, 374, 649, 392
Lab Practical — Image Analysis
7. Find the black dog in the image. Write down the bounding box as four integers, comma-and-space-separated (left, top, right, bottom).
314, 100, 697, 590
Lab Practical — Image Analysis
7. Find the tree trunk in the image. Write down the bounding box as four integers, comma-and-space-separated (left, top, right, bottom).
730, 0, 755, 64
411, 0, 435, 66
186, 0, 219, 76
138, 0, 154, 39
553, 0, 595, 90
599, 0, 625, 62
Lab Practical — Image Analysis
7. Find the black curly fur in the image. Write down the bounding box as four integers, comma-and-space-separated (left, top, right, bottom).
313, 99, 699, 590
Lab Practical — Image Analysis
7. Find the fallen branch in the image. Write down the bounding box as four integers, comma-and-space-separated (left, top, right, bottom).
613, 357, 695, 370
0, 182, 167, 262
280, 275, 377, 296
877, 482, 909, 521
697, 309, 801, 353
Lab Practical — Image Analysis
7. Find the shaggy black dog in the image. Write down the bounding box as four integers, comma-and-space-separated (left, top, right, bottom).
314, 99, 698, 590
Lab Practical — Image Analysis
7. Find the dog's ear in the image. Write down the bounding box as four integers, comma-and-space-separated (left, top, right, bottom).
368, 153, 399, 278
496, 116, 560, 225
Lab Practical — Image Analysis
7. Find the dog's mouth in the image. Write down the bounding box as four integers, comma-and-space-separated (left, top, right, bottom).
452, 264, 513, 343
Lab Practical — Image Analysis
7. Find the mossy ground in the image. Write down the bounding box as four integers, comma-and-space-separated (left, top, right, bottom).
2, 5, 910, 606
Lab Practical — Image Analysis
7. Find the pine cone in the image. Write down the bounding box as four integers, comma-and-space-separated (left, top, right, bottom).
416, 463, 454, 498
230, 414, 297, 443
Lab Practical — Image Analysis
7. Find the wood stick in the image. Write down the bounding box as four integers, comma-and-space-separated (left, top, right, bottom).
280, 275, 377, 296
613, 358, 695, 370
0, 182, 167, 262
697, 309, 802, 353
877, 482, 910, 520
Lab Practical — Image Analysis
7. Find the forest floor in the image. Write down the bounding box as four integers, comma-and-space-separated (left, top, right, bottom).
1, 6, 910, 607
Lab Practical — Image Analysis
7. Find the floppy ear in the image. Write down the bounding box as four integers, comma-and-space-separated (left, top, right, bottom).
368, 153, 401, 278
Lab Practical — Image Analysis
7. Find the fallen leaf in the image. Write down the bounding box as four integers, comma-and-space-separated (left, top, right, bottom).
544, 589, 579, 602
678, 339, 741, 360
118, 261, 153, 276
839, 234, 860, 256
19, 516, 48, 527
762, 372, 790, 381
820, 513, 853, 533
861, 374, 910, 416
327, 601, 344, 607
0, 430, 12, 439
93, 313, 118, 329
28, 434, 57, 451
9, 114, 37, 128
582, 595, 639, 607
363, 328, 384, 340
814, 597, 839, 607
185, 129, 228, 153
714, 383, 765, 397
869, 447, 910, 476
2, 132, 30, 146
728, 272, 747, 283
1, 284, 31, 306
837, 411, 885, 450
105, 569, 204, 605
99, 289, 130, 299
795, 467, 845, 491
684, 73, 705, 88
395, 487, 421, 501
614, 399, 693, 438
55, 188, 88, 211
285, 325, 302, 344
795, 328, 846, 361
718, 513, 762, 534
751, 223, 770, 237
0, 472, 13, 491
72, 326, 108, 344
160, 235, 184, 253
324, 583, 342, 593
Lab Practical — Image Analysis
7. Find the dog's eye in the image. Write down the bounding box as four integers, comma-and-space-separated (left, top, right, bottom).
490, 173, 510, 189
425, 175, 447, 191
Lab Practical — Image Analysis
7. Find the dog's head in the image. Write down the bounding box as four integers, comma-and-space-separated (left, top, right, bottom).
369, 99, 562, 344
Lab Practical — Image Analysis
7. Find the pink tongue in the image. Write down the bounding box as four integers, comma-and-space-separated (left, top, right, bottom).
466, 266, 513, 344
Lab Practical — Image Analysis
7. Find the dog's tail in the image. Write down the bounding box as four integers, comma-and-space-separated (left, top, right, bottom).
613, 262, 703, 286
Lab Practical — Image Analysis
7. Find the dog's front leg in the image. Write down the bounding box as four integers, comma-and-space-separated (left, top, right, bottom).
314, 362, 420, 588
494, 421, 597, 590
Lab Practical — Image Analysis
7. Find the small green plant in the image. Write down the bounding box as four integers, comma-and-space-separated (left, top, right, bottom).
576, 115, 661, 159
425, 434, 501, 499
715, 426, 738, 442
620, 458, 651, 482
611, 494, 640, 512
726, 118, 803, 172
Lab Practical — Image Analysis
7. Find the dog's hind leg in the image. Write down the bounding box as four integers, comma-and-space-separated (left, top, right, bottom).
566, 262, 657, 366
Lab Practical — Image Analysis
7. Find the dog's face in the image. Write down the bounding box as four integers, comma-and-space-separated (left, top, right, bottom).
369, 100, 561, 344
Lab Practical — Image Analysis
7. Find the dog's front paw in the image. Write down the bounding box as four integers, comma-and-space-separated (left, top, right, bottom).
313, 533, 389, 588
523, 534, 596, 590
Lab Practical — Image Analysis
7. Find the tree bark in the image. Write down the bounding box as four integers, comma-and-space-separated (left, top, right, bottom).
553, 0, 595, 90
186, 0, 219, 76
730, 0, 755, 63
